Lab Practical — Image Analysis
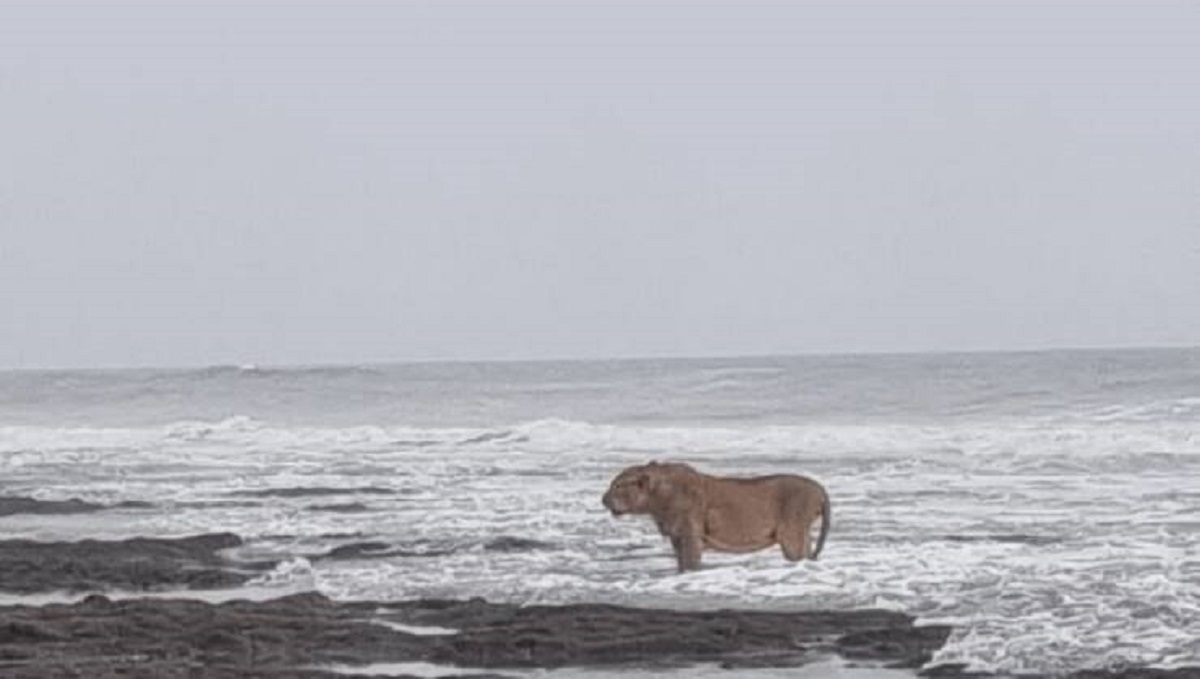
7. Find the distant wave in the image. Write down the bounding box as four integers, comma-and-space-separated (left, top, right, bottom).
188, 364, 386, 380
164, 415, 264, 440
1078, 396, 1200, 423
687, 365, 786, 382
3, 415, 1199, 461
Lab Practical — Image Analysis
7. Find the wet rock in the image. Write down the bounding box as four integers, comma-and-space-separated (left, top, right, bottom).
0, 592, 1195, 678
0, 593, 416, 678
920, 664, 1200, 679
316, 541, 455, 561
0, 496, 154, 517
307, 502, 372, 513
423, 603, 950, 670
0, 533, 274, 594
919, 662, 993, 677
320, 541, 394, 560
839, 625, 952, 668
0, 592, 948, 677
1065, 671, 1200, 679
0, 620, 69, 644
481, 536, 555, 553
0, 496, 105, 516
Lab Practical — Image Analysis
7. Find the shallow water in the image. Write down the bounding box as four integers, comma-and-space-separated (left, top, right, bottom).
2, 349, 1198, 674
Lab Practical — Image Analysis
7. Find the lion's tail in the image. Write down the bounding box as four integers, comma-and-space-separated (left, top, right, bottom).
812, 486, 831, 560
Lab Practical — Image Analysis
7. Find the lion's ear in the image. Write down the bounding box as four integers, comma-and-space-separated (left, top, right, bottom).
644, 470, 671, 495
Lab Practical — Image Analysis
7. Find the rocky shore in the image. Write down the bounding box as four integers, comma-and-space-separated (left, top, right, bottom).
2, 589, 1197, 679
0, 501, 1196, 679
0, 591, 952, 678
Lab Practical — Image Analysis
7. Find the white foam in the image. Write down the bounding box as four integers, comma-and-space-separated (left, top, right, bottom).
246, 557, 317, 590
368, 619, 458, 636
3, 416, 1198, 673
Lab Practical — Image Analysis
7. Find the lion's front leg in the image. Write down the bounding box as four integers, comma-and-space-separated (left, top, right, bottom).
670, 531, 703, 572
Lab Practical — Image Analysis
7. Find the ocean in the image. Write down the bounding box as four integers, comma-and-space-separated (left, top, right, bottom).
1, 348, 1198, 675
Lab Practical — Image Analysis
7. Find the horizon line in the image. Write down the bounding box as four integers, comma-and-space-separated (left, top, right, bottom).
2, 341, 1198, 374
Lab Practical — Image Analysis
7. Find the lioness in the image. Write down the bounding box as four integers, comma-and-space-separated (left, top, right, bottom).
602, 461, 830, 573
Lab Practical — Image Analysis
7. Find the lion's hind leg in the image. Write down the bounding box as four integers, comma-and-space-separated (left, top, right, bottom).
777, 519, 811, 562
778, 490, 821, 562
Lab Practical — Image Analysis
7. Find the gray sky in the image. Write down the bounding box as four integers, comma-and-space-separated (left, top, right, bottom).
2, 1, 1198, 369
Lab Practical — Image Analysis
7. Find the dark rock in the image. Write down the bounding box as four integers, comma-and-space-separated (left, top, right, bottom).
920, 664, 1200, 679
320, 541, 395, 560
0, 496, 104, 516
0, 592, 1195, 679
921, 662, 995, 677
1066, 671, 1200, 679
482, 536, 555, 553
0, 620, 69, 643
0, 592, 421, 678
0, 496, 154, 517
306, 502, 371, 513
0, 593, 946, 677
316, 541, 454, 561
838, 625, 950, 668
420, 604, 949, 670
0, 533, 274, 594
176, 500, 264, 509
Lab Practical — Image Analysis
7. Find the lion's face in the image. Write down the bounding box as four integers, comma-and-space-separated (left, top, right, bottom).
602, 465, 655, 516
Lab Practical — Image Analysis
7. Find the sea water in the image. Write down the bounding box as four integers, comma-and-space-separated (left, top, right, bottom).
1, 348, 1198, 674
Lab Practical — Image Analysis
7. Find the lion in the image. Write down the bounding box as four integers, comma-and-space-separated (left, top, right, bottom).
602, 461, 830, 572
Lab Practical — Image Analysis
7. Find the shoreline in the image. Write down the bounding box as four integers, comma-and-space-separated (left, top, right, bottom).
2, 591, 1198, 679
0, 527, 1196, 678
0, 591, 947, 678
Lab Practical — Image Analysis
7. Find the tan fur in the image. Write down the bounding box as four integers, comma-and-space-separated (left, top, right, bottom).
602, 461, 830, 573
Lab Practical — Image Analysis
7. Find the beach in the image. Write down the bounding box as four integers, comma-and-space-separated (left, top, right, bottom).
1, 350, 1198, 677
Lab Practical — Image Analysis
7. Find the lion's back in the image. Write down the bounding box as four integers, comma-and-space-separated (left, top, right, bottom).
703, 474, 787, 520
708, 473, 824, 515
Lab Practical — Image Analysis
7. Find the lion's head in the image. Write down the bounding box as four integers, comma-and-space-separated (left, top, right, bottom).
602, 461, 697, 516
602, 463, 655, 516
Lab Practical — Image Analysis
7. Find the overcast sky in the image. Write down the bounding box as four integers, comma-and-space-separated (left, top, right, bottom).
2, 1, 1198, 369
